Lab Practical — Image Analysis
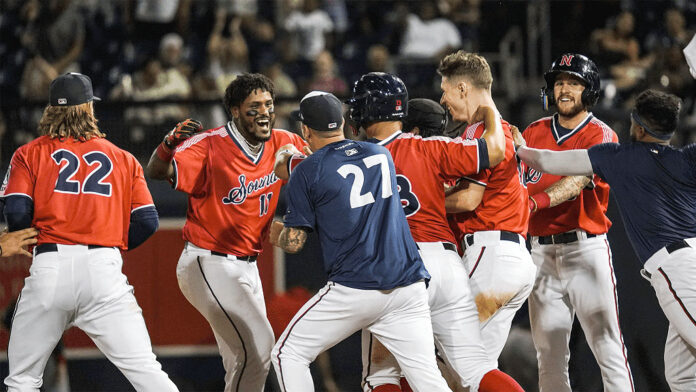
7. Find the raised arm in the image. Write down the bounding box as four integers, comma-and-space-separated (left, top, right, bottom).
473, 106, 505, 167
146, 119, 203, 180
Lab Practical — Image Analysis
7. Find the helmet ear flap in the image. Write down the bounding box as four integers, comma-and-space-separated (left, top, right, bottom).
540, 86, 554, 111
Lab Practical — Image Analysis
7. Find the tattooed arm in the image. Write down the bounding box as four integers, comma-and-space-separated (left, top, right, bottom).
545, 175, 592, 207
278, 226, 309, 254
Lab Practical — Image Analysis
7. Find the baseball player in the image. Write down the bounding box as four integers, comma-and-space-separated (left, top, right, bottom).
0, 228, 38, 258
276, 79, 524, 391
145, 73, 306, 392
517, 89, 694, 391
521, 53, 634, 392
440, 51, 536, 364
271, 91, 452, 392
2, 73, 177, 391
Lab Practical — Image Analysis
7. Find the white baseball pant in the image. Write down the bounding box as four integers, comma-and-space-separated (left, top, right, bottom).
528, 232, 634, 392
642, 237, 696, 392
462, 230, 537, 363
176, 242, 274, 392
361, 241, 495, 391
272, 280, 452, 392
4, 244, 178, 392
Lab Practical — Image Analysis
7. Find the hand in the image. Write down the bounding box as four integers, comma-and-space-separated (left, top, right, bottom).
269, 220, 284, 247
0, 227, 38, 258
274, 144, 303, 162
470, 105, 494, 124
163, 119, 203, 149
510, 125, 526, 149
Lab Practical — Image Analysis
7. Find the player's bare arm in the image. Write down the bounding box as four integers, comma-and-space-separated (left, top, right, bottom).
278, 226, 308, 254
0, 228, 38, 258
509, 125, 525, 149
146, 118, 203, 180
445, 182, 485, 213
473, 105, 505, 166
544, 175, 592, 208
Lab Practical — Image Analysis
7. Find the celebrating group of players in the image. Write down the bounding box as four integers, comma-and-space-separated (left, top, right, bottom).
2, 47, 695, 392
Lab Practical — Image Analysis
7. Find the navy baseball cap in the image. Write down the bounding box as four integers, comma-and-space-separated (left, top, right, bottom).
290, 91, 344, 131
49, 73, 101, 106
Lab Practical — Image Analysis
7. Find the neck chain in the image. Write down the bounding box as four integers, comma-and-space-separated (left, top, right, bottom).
230, 121, 263, 156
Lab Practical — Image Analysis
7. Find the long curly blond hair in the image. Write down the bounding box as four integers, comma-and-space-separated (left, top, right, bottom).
37, 101, 105, 141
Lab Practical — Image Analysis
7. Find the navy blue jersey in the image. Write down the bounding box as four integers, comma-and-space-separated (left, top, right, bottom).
283, 139, 429, 290
588, 142, 696, 262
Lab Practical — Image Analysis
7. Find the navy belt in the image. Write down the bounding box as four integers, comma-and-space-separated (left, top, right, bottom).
537, 231, 596, 245
211, 251, 257, 262
35, 243, 113, 256
416, 242, 457, 252
465, 231, 521, 247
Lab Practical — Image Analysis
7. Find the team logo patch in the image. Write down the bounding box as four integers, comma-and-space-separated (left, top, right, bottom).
345, 148, 358, 156
559, 54, 574, 67
58, 98, 67, 105
395, 99, 402, 111
328, 122, 337, 129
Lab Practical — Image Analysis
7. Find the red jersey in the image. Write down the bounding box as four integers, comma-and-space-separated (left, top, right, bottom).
448, 120, 529, 244
173, 124, 306, 256
522, 113, 617, 236
378, 131, 486, 243
2, 136, 153, 250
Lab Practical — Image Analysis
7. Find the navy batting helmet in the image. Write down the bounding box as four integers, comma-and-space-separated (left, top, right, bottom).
346, 72, 408, 127
541, 53, 600, 111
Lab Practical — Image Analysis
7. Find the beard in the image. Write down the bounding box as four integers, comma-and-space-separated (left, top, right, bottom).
556, 98, 585, 118
237, 113, 275, 144
630, 133, 637, 142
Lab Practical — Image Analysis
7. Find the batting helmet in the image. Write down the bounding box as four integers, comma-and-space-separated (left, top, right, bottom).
346, 72, 408, 127
541, 53, 600, 111
403, 98, 447, 138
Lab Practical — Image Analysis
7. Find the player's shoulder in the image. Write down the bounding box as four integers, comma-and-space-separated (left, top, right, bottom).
524, 116, 553, 134
271, 128, 303, 142
177, 125, 227, 152
586, 114, 617, 142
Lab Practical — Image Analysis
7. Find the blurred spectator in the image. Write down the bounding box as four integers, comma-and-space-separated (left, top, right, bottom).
645, 44, 694, 98
366, 44, 395, 74
126, 0, 191, 61
159, 32, 192, 80
20, 0, 85, 101
398, 0, 462, 59
196, 13, 247, 97
646, 8, 694, 52
439, 0, 481, 52
284, 0, 334, 62
262, 61, 297, 99
110, 57, 191, 141
304, 50, 348, 96
590, 11, 641, 69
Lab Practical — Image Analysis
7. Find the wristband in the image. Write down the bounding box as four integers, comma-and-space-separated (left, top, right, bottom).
156, 142, 174, 162
530, 192, 550, 212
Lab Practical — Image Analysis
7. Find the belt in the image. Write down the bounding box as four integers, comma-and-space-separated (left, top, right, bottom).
211, 251, 257, 263
465, 231, 521, 248
537, 231, 596, 245
416, 242, 457, 252
35, 243, 113, 256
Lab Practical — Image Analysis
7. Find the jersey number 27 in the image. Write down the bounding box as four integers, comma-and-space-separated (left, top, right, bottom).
337, 154, 393, 209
